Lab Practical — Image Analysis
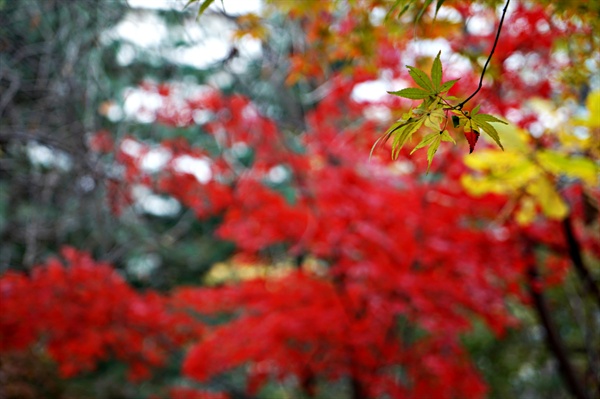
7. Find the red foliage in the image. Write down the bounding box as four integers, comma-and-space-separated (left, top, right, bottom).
3, 2, 595, 398
0, 247, 198, 380
172, 154, 535, 396
168, 387, 229, 399
89, 130, 115, 153
176, 270, 490, 398
216, 178, 310, 253
81, 44, 585, 396
447, 2, 576, 128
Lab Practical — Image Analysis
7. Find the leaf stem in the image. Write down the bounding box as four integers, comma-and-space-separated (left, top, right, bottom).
441, 109, 449, 131
438, 95, 469, 121
457, 0, 511, 109
439, 95, 461, 111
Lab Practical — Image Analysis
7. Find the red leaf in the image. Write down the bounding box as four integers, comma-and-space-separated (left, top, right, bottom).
464, 130, 480, 153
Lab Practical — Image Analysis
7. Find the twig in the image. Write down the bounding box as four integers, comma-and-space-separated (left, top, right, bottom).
457, 0, 511, 109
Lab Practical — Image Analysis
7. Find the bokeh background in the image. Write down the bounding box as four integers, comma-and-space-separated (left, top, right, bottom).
1, 1, 599, 398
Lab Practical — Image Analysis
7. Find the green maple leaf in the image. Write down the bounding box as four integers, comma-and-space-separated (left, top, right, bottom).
388, 88, 431, 100
431, 51, 443, 91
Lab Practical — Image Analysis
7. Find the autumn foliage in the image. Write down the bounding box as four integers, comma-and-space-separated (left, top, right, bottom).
0, 247, 198, 381
1, 0, 599, 398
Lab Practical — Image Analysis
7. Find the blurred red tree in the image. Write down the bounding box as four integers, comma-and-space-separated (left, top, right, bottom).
1, 1, 598, 398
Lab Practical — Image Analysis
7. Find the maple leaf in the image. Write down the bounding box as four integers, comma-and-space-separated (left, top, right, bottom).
464, 129, 480, 154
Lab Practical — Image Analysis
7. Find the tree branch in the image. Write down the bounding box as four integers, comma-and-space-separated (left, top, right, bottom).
563, 216, 600, 308
351, 377, 369, 399
458, 0, 511, 109
527, 260, 590, 399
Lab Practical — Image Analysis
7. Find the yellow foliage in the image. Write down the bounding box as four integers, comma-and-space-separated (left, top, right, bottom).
203, 260, 293, 285
515, 197, 536, 226
462, 116, 598, 225
203, 256, 327, 286
233, 13, 269, 41
537, 150, 598, 186
577, 90, 600, 128
526, 177, 569, 220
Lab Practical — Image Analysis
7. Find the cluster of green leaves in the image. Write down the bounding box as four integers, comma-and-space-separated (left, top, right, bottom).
373, 52, 507, 171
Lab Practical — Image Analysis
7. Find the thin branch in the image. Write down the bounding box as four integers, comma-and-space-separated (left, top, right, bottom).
527, 255, 590, 399
563, 216, 600, 308
565, 277, 600, 393
0, 70, 21, 116
458, 0, 511, 109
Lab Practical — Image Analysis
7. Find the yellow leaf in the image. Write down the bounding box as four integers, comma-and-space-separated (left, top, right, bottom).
526, 178, 569, 221
537, 150, 599, 186
461, 174, 507, 196
487, 123, 531, 152
573, 90, 600, 128
586, 91, 600, 128
516, 197, 536, 225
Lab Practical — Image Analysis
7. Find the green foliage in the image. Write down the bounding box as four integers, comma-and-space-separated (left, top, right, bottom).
375, 52, 507, 170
